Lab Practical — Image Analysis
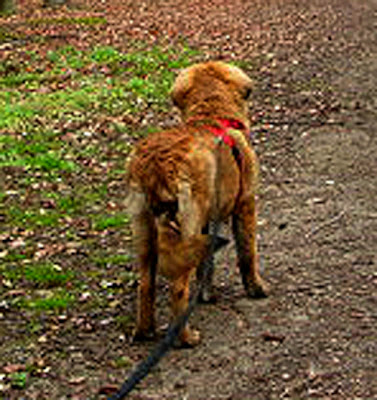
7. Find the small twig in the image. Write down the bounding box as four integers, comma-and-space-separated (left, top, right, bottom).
305, 210, 346, 239
261, 331, 285, 343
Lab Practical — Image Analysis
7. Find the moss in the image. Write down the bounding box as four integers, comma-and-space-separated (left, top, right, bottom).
27, 16, 107, 27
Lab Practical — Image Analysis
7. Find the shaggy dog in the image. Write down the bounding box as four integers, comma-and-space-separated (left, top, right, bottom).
126, 61, 268, 347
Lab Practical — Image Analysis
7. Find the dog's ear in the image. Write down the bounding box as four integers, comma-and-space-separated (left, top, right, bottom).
170, 67, 193, 110
218, 63, 253, 99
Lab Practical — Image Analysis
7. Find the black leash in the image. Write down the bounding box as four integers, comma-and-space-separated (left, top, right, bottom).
107, 143, 224, 400
107, 254, 217, 399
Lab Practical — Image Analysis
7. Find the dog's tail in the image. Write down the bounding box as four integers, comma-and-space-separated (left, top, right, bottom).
156, 217, 210, 279
125, 181, 210, 279
227, 128, 259, 192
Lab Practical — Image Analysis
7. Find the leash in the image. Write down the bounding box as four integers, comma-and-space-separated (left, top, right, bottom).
107, 140, 224, 400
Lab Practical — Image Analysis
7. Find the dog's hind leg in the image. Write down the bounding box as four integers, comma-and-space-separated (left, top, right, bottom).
157, 223, 208, 347
128, 192, 158, 341
196, 222, 215, 303
232, 192, 269, 299
157, 179, 210, 346
171, 272, 201, 347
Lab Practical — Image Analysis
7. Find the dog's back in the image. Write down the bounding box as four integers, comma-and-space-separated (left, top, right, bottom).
128, 127, 193, 205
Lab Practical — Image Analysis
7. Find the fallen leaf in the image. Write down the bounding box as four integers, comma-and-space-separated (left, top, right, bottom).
0, 250, 8, 258
9, 238, 26, 249
3, 364, 26, 374
98, 384, 119, 395
38, 335, 48, 344
4, 290, 26, 298
69, 376, 86, 385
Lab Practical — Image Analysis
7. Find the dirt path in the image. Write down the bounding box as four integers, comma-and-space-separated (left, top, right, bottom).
1, 0, 376, 399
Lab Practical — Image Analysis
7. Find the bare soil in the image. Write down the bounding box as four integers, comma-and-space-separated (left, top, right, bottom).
1, 0, 376, 399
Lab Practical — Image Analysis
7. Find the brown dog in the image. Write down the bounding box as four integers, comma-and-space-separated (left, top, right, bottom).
126, 61, 268, 347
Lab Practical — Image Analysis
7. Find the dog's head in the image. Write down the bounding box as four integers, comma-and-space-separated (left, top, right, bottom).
171, 61, 253, 126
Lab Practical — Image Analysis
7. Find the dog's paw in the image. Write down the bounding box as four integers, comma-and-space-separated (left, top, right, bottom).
175, 328, 201, 348
131, 328, 156, 343
246, 279, 269, 299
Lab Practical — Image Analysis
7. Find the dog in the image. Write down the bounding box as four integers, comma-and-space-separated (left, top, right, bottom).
126, 61, 268, 347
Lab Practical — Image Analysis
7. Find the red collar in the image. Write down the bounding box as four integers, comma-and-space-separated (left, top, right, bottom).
188, 117, 246, 149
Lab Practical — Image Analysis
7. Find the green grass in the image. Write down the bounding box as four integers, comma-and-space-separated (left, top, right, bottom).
27, 16, 107, 27
9, 372, 28, 389
1, 263, 23, 283
24, 262, 74, 288
93, 213, 129, 231
7, 207, 62, 227
0, 134, 77, 172
26, 290, 75, 311
1, 251, 28, 262
112, 355, 133, 369
1, 261, 74, 288
0, 43, 198, 130
0, 40, 199, 320
115, 315, 133, 330
91, 253, 132, 267
0, 38, 201, 399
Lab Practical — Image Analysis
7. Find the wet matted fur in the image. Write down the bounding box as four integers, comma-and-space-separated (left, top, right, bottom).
126, 61, 268, 347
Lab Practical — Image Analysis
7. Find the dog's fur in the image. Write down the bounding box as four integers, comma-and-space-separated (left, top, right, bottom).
126, 61, 268, 347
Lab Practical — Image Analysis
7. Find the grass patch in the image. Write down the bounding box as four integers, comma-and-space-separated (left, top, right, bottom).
0, 0, 15, 16
93, 213, 129, 231
1, 263, 24, 283
56, 195, 82, 213
0, 42, 199, 131
27, 16, 107, 27
7, 207, 62, 228
2, 251, 28, 262
92, 253, 132, 267
24, 262, 74, 288
26, 319, 44, 335
0, 41, 199, 321
111, 355, 133, 369
1, 262, 74, 288
9, 371, 28, 389
0, 26, 24, 42
115, 315, 133, 330
0, 134, 77, 172
120, 270, 138, 286
25, 290, 75, 311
